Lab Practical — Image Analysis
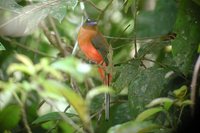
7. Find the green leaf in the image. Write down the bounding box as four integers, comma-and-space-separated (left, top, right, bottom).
0, 42, 6, 51
172, 0, 200, 75
32, 112, 77, 124
50, 2, 66, 23
39, 79, 92, 132
86, 86, 114, 105
112, 60, 141, 93
146, 98, 174, 110
7, 63, 35, 75
180, 100, 192, 106
173, 85, 187, 99
108, 121, 160, 133
52, 56, 91, 82
137, 0, 177, 37
128, 67, 170, 116
198, 43, 200, 53
193, 0, 200, 6
124, 0, 134, 13
0, 105, 21, 131
95, 102, 132, 133
135, 107, 163, 122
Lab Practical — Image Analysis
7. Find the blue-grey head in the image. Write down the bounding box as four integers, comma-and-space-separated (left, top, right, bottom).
84, 19, 97, 26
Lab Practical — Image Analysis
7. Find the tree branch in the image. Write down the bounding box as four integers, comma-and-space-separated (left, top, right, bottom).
97, 0, 114, 20
191, 55, 200, 115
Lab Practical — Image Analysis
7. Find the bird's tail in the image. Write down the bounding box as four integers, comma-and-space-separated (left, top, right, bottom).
98, 64, 112, 120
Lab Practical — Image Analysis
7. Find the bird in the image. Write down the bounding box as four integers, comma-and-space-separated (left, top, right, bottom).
78, 19, 111, 120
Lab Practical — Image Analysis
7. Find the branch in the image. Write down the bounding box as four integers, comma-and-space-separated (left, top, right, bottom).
44, 98, 85, 133
132, 0, 138, 57
97, 0, 114, 20
13, 92, 32, 133
1, 37, 56, 58
48, 17, 68, 56
191, 55, 200, 115
81, 0, 102, 12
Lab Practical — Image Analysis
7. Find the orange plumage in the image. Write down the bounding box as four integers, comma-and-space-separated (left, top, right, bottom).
78, 19, 111, 120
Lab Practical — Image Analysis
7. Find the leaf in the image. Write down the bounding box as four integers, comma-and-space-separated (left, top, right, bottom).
50, 2, 66, 23
0, 0, 77, 37
135, 107, 164, 122
128, 67, 170, 116
32, 112, 77, 124
198, 43, 200, 53
173, 85, 187, 99
39, 79, 92, 132
0, 105, 21, 131
172, 0, 200, 75
124, 0, 134, 13
146, 98, 174, 110
193, 0, 200, 6
86, 86, 114, 105
0, 42, 6, 50
16, 54, 34, 67
108, 121, 160, 133
52, 56, 91, 82
112, 60, 141, 93
7, 63, 35, 75
137, 0, 177, 37
7, 54, 35, 75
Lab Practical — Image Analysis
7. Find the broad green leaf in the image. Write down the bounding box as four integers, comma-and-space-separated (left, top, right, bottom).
32, 112, 78, 124
0, 42, 6, 50
137, 0, 177, 37
135, 107, 163, 122
193, 0, 200, 6
108, 121, 160, 133
172, 0, 200, 75
39, 79, 92, 132
86, 86, 114, 105
50, 2, 66, 23
95, 103, 132, 133
173, 85, 187, 99
0, 0, 77, 36
128, 67, 170, 116
146, 98, 174, 110
52, 56, 91, 82
112, 60, 141, 93
0, 105, 21, 131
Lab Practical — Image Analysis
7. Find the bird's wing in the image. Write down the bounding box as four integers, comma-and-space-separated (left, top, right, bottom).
91, 32, 109, 64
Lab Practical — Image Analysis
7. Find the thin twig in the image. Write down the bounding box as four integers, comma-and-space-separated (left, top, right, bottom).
13, 92, 32, 133
46, 104, 71, 133
191, 55, 200, 115
97, 0, 114, 20
44, 98, 85, 133
132, 0, 138, 57
1, 37, 56, 58
81, 0, 102, 12
49, 17, 68, 56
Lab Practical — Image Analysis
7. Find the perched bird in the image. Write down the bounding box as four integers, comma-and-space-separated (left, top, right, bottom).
78, 19, 111, 120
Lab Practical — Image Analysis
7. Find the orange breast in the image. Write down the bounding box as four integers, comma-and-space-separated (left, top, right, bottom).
78, 27, 103, 64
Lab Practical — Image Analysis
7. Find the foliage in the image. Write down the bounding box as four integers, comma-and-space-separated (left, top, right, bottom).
0, 0, 200, 133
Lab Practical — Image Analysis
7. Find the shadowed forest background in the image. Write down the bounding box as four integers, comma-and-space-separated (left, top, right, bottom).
0, 0, 200, 133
